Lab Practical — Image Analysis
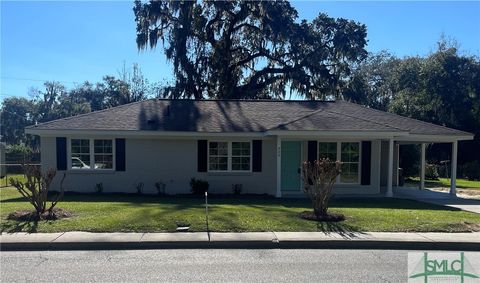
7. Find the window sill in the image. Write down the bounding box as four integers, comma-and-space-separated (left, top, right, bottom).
334, 183, 361, 187
67, 169, 116, 174
207, 171, 253, 176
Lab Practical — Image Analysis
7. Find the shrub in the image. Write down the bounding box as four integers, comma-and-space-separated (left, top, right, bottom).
425, 164, 439, 180
462, 161, 480, 181
135, 182, 144, 194
94, 183, 104, 194
190, 178, 209, 195
300, 159, 343, 221
9, 164, 66, 219
154, 181, 166, 196
232, 184, 242, 195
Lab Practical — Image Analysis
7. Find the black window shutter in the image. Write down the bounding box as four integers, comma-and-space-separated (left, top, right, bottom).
361, 141, 371, 185
115, 138, 126, 171
252, 140, 262, 172
307, 141, 317, 163
197, 140, 208, 172
56, 137, 67, 171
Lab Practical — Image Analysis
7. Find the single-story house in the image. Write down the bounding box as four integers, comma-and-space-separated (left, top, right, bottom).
25, 99, 474, 197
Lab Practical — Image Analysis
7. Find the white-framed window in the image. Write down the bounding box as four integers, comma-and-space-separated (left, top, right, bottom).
208, 141, 229, 171
318, 141, 361, 184
318, 142, 337, 160
208, 141, 251, 172
70, 138, 115, 170
340, 142, 360, 184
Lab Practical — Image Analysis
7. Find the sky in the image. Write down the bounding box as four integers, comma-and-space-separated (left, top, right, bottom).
1, 1, 480, 101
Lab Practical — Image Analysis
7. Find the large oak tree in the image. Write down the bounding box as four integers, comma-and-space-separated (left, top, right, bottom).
134, 0, 367, 99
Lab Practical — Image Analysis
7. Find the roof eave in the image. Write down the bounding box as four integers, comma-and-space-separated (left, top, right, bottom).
394, 134, 475, 143
265, 130, 409, 138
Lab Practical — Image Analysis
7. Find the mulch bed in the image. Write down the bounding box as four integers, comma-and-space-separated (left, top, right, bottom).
299, 211, 345, 222
7, 208, 72, 221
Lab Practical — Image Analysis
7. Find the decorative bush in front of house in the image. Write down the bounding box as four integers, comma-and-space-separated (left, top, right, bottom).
8, 164, 70, 220
300, 159, 343, 222
190, 178, 209, 195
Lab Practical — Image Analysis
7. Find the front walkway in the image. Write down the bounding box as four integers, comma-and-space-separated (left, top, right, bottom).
393, 187, 480, 214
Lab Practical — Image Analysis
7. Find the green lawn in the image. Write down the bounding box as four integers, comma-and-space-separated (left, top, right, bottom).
405, 177, 480, 189
0, 174, 27, 188
1, 187, 479, 233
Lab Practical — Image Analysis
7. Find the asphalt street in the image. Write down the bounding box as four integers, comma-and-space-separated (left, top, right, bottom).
0, 249, 436, 282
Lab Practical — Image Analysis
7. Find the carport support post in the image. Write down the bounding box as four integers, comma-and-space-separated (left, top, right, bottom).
420, 143, 426, 190
386, 138, 394, 197
276, 136, 282, 198
450, 141, 458, 196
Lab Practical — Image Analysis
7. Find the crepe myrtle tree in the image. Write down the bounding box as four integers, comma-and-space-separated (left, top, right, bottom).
300, 159, 342, 221
9, 164, 66, 220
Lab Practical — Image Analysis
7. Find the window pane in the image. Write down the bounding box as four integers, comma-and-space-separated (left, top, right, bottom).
94, 154, 113, 169
218, 157, 228, 170
232, 142, 250, 156
71, 139, 90, 154
209, 156, 228, 171
232, 156, 250, 171
209, 142, 218, 155
71, 154, 90, 169
209, 142, 227, 156
94, 140, 112, 154
319, 142, 337, 161
218, 142, 228, 155
208, 142, 228, 171
71, 139, 90, 169
341, 142, 359, 162
340, 163, 359, 183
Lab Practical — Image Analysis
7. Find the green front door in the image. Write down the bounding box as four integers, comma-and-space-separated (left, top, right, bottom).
281, 141, 301, 191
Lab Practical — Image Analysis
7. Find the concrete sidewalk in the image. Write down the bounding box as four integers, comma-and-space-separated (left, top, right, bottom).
1, 231, 479, 251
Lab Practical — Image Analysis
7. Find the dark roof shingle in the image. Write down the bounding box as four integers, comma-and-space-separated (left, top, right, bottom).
26, 99, 471, 136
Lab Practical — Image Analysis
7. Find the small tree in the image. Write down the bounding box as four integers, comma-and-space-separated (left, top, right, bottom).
300, 159, 342, 220
9, 164, 66, 219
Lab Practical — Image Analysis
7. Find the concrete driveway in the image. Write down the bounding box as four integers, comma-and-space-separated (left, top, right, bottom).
393, 187, 480, 214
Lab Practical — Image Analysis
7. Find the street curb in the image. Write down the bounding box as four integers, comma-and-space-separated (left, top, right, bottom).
2, 240, 479, 251
2, 232, 480, 251
276, 240, 480, 251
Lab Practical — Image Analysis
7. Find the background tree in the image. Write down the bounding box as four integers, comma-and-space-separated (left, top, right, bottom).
344, 38, 480, 175
343, 51, 399, 111
134, 0, 367, 99
1, 63, 156, 148
0, 97, 36, 145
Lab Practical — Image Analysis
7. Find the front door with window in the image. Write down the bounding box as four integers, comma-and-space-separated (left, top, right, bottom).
281, 141, 301, 192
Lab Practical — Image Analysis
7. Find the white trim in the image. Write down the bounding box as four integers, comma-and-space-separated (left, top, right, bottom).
386, 138, 394, 197
395, 134, 473, 142
395, 143, 400, 187
207, 140, 252, 173
27, 128, 473, 142
67, 138, 116, 172
26, 129, 266, 138
266, 130, 409, 138
420, 143, 426, 190
276, 136, 282, 198
450, 141, 458, 196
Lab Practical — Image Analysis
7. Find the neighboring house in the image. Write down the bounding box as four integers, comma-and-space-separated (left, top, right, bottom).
25, 99, 473, 197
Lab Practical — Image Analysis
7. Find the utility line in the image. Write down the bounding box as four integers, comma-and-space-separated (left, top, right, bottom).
1, 76, 79, 84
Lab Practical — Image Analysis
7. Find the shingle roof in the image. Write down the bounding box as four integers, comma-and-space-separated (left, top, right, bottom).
26, 99, 472, 136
